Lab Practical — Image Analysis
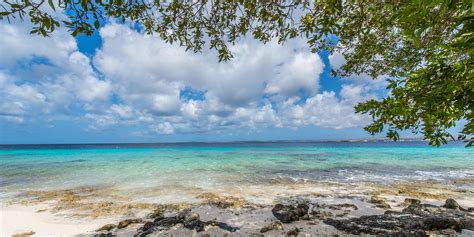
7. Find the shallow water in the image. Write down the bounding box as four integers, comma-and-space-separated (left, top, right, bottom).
1, 141, 473, 202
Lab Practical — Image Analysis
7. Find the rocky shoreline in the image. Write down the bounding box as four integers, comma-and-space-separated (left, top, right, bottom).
91, 197, 474, 237
3, 180, 474, 236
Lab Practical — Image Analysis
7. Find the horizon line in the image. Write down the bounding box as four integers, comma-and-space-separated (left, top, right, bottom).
0, 137, 432, 146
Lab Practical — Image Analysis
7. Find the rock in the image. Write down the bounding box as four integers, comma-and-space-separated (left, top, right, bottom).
324, 215, 425, 235
370, 196, 391, 209
141, 222, 154, 232
260, 221, 284, 233
327, 203, 358, 211
272, 202, 309, 223
369, 195, 386, 204
94, 233, 115, 237
148, 210, 164, 220
296, 203, 309, 216
176, 208, 192, 221
402, 203, 440, 216
185, 213, 200, 222
183, 213, 205, 232
205, 220, 239, 232
401, 198, 421, 206
96, 224, 116, 232
375, 203, 391, 209
117, 218, 142, 229
324, 202, 474, 236
135, 215, 239, 236
286, 227, 300, 236
443, 199, 461, 210
468, 207, 474, 212
422, 217, 463, 231
155, 216, 180, 227
201, 234, 210, 237
301, 214, 310, 220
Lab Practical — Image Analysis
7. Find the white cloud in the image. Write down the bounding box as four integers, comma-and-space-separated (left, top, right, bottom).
265, 52, 323, 96
152, 122, 175, 135
93, 23, 324, 109
1, 21, 382, 136
0, 19, 111, 123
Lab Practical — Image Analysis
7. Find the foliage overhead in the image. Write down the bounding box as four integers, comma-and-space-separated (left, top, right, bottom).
1, 0, 473, 146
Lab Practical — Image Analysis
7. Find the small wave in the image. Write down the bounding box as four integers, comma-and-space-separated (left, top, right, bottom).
255, 168, 474, 185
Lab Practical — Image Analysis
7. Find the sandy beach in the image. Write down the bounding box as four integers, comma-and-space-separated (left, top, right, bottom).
2, 179, 474, 236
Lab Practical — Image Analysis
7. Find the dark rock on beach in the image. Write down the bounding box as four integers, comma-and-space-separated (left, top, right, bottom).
205, 220, 239, 232
93, 233, 115, 237
148, 210, 164, 220
183, 213, 205, 232
324, 199, 474, 235
154, 217, 180, 227
96, 224, 116, 232
272, 202, 309, 223
117, 219, 142, 229
133, 209, 239, 236
443, 198, 466, 211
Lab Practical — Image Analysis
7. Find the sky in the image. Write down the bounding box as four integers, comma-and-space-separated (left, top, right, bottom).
0, 13, 392, 144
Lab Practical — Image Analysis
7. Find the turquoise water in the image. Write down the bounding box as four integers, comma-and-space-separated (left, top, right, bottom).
1, 142, 473, 201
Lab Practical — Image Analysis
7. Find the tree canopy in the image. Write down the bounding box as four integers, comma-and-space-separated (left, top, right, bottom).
1, 0, 473, 146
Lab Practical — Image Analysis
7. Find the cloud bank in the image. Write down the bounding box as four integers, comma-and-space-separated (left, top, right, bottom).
0, 21, 382, 137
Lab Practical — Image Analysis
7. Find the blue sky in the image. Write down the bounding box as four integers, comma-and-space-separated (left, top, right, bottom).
0, 19, 391, 144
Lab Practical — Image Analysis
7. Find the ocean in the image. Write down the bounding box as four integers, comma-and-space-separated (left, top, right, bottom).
1, 141, 473, 202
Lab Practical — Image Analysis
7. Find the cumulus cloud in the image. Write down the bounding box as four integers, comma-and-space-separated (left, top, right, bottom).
0, 20, 111, 123
1, 20, 379, 136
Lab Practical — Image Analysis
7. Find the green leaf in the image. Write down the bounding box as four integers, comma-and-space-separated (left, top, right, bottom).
48, 0, 55, 11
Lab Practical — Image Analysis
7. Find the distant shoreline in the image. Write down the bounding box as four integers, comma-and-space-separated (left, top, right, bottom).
0, 138, 453, 148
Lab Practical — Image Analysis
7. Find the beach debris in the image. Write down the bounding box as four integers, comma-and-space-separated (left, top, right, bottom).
286, 227, 300, 236
117, 218, 142, 229
96, 224, 116, 231
260, 221, 284, 233
11, 231, 35, 237
196, 192, 249, 208
323, 201, 474, 235
272, 202, 309, 223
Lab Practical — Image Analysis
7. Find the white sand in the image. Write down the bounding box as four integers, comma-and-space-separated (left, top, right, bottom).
0, 203, 116, 237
